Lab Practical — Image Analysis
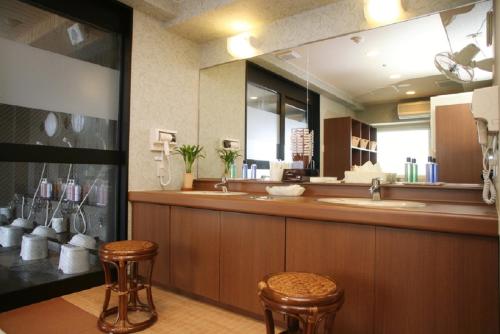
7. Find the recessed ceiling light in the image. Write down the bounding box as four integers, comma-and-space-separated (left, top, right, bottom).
366, 50, 379, 57
249, 96, 258, 100
406, 90, 416, 95
389, 74, 401, 79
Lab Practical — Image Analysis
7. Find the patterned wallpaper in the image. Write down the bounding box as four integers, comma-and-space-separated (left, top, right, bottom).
128, 10, 201, 191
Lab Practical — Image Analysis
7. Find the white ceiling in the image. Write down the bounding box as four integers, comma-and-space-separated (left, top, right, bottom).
268, 1, 493, 106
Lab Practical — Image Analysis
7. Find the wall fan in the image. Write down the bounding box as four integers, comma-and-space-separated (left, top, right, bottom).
434, 44, 493, 83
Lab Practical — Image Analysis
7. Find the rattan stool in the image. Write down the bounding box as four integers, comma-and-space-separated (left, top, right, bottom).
258, 272, 344, 334
98, 240, 158, 333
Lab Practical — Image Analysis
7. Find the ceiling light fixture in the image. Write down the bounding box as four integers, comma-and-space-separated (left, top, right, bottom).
364, 0, 403, 24
227, 32, 257, 59
366, 50, 380, 57
389, 74, 401, 79
230, 21, 252, 32
249, 96, 258, 100
406, 90, 416, 95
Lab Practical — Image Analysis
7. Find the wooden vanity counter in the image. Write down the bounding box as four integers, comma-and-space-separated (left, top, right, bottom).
129, 189, 499, 334
129, 190, 498, 237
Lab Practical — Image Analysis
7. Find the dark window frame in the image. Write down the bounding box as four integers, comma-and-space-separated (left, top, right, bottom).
245, 62, 320, 170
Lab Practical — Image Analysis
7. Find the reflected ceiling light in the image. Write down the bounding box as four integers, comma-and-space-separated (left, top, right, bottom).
227, 32, 257, 59
230, 21, 252, 32
249, 96, 258, 100
389, 74, 401, 79
406, 90, 416, 95
366, 50, 379, 57
364, 0, 403, 24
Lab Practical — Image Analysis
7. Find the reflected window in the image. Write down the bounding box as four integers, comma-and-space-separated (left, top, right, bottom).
246, 83, 280, 162
284, 101, 308, 161
376, 124, 430, 176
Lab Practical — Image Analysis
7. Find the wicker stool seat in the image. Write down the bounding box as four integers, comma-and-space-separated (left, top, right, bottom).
258, 272, 344, 334
98, 240, 158, 333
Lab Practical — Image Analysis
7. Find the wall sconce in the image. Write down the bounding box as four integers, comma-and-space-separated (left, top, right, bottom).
227, 32, 257, 59
364, 0, 404, 24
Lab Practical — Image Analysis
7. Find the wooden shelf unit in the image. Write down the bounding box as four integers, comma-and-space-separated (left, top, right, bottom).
324, 117, 377, 178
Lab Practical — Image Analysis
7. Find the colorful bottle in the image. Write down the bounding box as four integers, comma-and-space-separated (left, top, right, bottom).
411, 158, 418, 182
425, 156, 434, 183
230, 163, 237, 178
404, 157, 412, 182
250, 164, 257, 179
432, 158, 438, 183
241, 163, 248, 179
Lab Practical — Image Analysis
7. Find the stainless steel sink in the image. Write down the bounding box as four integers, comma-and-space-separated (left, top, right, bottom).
317, 197, 426, 208
177, 190, 248, 196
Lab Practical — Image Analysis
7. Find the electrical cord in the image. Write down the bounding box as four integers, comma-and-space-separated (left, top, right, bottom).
481, 135, 497, 205
26, 163, 46, 221
159, 146, 172, 188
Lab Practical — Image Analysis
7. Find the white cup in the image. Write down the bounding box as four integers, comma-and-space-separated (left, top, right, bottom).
0, 225, 24, 247
51, 218, 66, 233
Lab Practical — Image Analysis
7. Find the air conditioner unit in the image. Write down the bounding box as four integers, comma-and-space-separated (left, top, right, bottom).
397, 101, 431, 119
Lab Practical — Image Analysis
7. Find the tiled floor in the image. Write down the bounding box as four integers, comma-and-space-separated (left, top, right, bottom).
63, 285, 279, 334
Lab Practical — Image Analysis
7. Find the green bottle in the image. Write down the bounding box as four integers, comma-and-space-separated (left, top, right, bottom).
411, 158, 418, 182
404, 157, 412, 182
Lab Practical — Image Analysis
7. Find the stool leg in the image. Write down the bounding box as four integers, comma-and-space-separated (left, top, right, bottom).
145, 257, 157, 314
324, 313, 337, 334
101, 262, 112, 313
303, 319, 316, 334
118, 260, 128, 328
286, 316, 300, 333
264, 309, 275, 334
129, 261, 138, 308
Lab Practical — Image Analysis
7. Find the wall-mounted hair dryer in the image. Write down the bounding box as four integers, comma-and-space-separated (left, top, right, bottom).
150, 129, 177, 188
471, 86, 499, 205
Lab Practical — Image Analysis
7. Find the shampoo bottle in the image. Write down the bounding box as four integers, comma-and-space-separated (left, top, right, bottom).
411, 158, 418, 182
230, 163, 237, 178
432, 158, 438, 182
425, 156, 434, 183
404, 157, 412, 182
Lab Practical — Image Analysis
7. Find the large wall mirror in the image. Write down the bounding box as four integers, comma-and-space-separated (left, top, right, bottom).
197, 0, 493, 184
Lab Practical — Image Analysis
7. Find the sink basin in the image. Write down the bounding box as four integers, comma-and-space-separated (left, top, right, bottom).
177, 191, 248, 196
317, 198, 426, 208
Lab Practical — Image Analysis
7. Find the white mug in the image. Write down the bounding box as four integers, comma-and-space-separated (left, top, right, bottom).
51, 217, 66, 233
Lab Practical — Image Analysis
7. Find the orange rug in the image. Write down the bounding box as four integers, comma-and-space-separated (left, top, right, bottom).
0, 297, 101, 334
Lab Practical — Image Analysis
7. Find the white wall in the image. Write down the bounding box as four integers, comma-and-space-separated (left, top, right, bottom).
320, 95, 356, 176
0, 37, 119, 120
128, 10, 200, 191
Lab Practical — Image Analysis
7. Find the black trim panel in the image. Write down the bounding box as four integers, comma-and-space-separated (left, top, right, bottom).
0, 144, 123, 165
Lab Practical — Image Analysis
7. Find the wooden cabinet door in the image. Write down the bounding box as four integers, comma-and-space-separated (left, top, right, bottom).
220, 212, 285, 315
435, 103, 483, 183
131, 202, 170, 287
375, 227, 499, 334
286, 218, 375, 334
170, 206, 220, 301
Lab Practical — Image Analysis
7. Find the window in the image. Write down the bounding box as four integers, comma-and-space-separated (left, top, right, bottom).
376, 123, 430, 176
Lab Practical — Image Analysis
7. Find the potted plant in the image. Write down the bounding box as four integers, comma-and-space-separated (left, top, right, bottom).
217, 148, 241, 177
175, 144, 205, 189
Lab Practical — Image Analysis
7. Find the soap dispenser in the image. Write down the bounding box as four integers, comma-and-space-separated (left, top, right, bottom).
425, 156, 434, 183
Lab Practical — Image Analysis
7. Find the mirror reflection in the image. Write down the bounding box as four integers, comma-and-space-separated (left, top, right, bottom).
198, 1, 493, 184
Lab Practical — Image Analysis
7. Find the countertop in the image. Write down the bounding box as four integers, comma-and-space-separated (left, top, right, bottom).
128, 191, 499, 237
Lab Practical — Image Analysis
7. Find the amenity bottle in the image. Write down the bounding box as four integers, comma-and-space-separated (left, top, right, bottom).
425, 156, 434, 183
432, 158, 439, 182
411, 158, 418, 182
404, 157, 412, 182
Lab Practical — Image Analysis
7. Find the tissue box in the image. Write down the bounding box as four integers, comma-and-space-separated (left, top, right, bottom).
344, 171, 396, 184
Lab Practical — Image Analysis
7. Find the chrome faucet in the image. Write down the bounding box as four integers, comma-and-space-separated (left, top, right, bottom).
214, 176, 229, 193
369, 178, 381, 201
